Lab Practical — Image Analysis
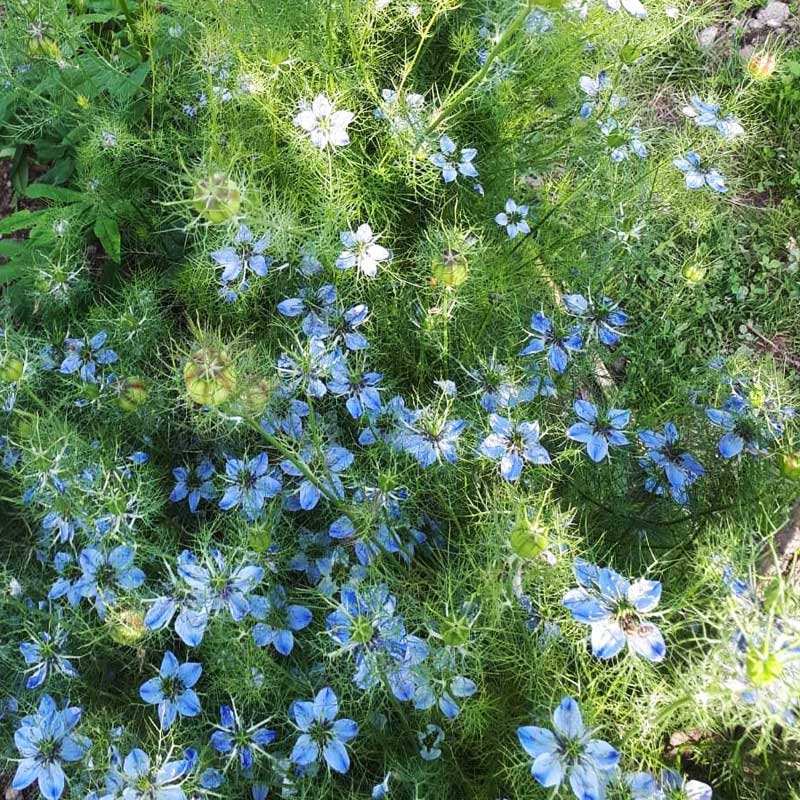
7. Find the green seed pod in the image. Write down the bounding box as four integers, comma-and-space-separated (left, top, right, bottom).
191, 172, 241, 224
432, 249, 468, 288
183, 347, 237, 406
117, 376, 149, 412
509, 508, 549, 559
779, 452, 800, 481
107, 609, 146, 645
745, 648, 783, 687
0, 358, 24, 383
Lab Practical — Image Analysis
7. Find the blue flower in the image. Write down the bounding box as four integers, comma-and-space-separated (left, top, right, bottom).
20, 631, 78, 690
413, 672, 477, 719
139, 651, 202, 731
211, 224, 271, 301
466, 356, 526, 411
599, 118, 647, 162
277, 339, 341, 398
170, 457, 216, 513
495, 198, 531, 239
683, 96, 743, 139
673, 152, 727, 192
396, 413, 467, 468
372, 772, 392, 799
520, 312, 583, 373
48, 552, 83, 607
12, 694, 91, 800
562, 293, 628, 347
250, 585, 312, 656
517, 696, 619, 800
706, 397, 771, 459
479, 414, 551, 481
638, 422, 705, 504
281, 443, 352, 510
260, 388, 310, 439
210, 703, 276, 771
59, 331, 118, 383
143, 580, 210, 649
578, 71, 627, 118
289, 687, 358, 774
76, 545, 145, 620
567, 400, 630, 462
114, 748, 193, 800
562, 558, 666, 661
219, 452, 282, 521
429, 135, 478, 183
627, 769, 712, 800
328, 362, 382, 418
418, 724, 445, 760
178, 548, 264, 622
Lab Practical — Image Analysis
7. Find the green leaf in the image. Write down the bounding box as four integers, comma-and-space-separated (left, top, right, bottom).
24, 183, 86, 203
94, 215, 121, 263
0, 210, 37, 235
0, 262, 24, 284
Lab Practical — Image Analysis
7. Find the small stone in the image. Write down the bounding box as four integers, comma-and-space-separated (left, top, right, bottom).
756, 1, 790, 29
698, 25, 719, 47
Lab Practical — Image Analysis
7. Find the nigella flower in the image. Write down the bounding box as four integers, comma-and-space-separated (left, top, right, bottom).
429, 135, 478, 184
293, 94, 354, 149
479, 414, 551, 481
517, 696, 619, 799
335, 223, 391, 278
143, 558, 210, 647
260, 387, 310, 439
562, 293, 628, 347
76, 545, 145, 620
578, 71, 627, 119
210, 224, 272, 301
562, 558, 666, 661
289, 687, 358, 774
603, 0, 647, 19
218, 452, 282, 521
418, 724, 445, 761
111, 748, 193, 800
638, 422, 705, 504
682, 96, 743, 140
375, 88, 425, 133
358, 394, 416, 447
706, 396, 771, 458
495, 198, 531, 239
59, 331, 118, 383
627, 769, 712, 800
673, 152, 727, 193
281, 442, 353, 511
413, 672, 478, 720
139, 651, 202, 731
396, 412, 467, 467
250, 585, 312, 656
170, 457, 216, 513
520, 312, 583, 374
48, 552, 83, 607
372, 773, 392, 799
600, 118, 647, 162
567, 400, 630, 462
12, 694, 91, 800
466, 356, 526, 411
20, 631, 78, 690
328, 361, 383, 418
277, 339, 341, 398
178, 548, 264, 622
210, 703, 276, 771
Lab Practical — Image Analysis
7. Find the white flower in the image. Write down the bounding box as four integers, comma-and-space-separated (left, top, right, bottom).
335, 224, 391, 278
293, 94, 354, 150
604, 0, 647, 18
494, 199, 531, 239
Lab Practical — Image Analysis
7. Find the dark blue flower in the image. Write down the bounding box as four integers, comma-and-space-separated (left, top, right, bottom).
562, 293, 628, 347
170, 457, 216, 513
76, 545, 145, 620
396, 413, 466, 467
638, 422, 704, 504
20, 631, 77, 690
328, 362, 382, 418
59, 331, 118, 383
289, 687, 358, 774
281, 443, 352, 511
210, 704, 276, 771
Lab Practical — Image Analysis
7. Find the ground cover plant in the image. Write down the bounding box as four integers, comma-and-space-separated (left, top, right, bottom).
1, 0, 800, 798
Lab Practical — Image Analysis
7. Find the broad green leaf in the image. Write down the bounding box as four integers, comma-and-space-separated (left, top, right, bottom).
94, 215, 121, 263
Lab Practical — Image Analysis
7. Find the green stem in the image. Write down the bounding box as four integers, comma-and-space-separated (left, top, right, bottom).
426, 1, 533, 133
118, 0, 148, 61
